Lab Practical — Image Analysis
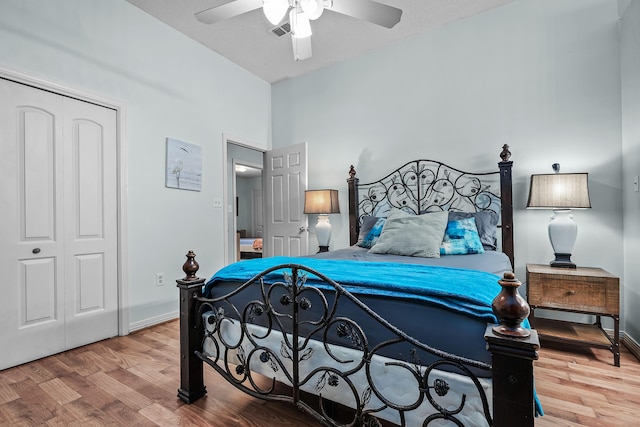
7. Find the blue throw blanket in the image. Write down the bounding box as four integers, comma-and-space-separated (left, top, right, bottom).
206, 256, 502, 323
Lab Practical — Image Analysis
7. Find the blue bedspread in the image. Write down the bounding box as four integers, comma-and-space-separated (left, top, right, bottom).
205, 256, 503, 323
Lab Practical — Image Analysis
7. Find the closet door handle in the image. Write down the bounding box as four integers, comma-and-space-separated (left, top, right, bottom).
32, 248, 41, 254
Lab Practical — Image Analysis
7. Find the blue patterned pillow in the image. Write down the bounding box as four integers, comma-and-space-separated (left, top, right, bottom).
356, 216, 381, 247
360, 217, 386, 249
440, 217, 485, 255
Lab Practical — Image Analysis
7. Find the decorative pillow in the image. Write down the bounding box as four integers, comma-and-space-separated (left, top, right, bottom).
440, 218, 485, 255
368, 210, 448, 258
448, 211, 499, 250
359, 217, 386, 249
356, 216, 384, 248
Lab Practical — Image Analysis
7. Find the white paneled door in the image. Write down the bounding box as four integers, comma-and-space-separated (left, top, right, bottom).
265, 142, 308, 257
0, 78, 118, 370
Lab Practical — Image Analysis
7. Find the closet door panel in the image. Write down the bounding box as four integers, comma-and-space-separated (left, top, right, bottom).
63, 97, 118, 349
0, 78, 66, 370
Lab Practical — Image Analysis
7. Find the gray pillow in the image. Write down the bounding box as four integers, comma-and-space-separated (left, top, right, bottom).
369, 210, 448, 258
448, 211, 499, 250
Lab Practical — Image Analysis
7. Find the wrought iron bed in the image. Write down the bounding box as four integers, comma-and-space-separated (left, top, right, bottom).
176, 145, 540, 426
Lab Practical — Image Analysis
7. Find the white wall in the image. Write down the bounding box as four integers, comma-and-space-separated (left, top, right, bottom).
0, 0, 271, 327
620, 0, 640, 343
273, 0, 624, 325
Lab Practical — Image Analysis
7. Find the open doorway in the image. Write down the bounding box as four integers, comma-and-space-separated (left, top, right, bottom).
234, 161, 263, 260
225, 141, 265, 264
224, 140, 309, 263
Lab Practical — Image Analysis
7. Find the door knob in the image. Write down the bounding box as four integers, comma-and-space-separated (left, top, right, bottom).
32, 248, 41, 254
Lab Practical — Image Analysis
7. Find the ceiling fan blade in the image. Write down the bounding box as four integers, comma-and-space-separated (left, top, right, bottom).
328, 0, 402, 29
195, 0, 264, 24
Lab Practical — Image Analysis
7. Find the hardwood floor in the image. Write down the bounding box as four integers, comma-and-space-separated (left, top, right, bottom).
0, 319, 638, 426
534, 339, 640, 427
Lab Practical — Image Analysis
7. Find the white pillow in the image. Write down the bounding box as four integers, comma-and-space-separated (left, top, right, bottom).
368, 210, 448, 258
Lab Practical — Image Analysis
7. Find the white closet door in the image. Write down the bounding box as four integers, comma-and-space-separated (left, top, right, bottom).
62, 97, 118, 349
0, 78, 118, 370
0, 79, 67, 369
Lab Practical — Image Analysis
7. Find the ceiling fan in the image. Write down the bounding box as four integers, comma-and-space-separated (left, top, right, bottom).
195, 0, 402, 61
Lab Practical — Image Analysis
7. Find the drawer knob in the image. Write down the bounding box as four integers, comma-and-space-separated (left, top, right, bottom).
567, 290, 576, 295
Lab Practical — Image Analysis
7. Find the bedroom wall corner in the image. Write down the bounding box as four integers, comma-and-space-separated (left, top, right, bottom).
620, 0, 640, 346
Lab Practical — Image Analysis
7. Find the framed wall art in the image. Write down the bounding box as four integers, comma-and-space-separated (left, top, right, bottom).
166, 138, 202, 191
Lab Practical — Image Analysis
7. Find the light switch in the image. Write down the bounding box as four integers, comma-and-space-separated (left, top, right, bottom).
634, 176, 639, 192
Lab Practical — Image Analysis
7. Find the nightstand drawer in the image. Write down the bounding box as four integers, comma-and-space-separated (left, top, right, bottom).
527, 265, 619, 315
530, 276, 606, 312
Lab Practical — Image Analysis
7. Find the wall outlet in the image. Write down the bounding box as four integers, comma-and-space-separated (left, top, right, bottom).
213, 197, 223, 208
155, 272, 165, 287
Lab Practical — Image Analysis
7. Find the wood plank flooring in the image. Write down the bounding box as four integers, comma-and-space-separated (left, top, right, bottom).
0, 319, 638, 426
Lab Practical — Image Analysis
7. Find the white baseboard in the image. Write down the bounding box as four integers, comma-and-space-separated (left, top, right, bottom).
128, 311, 179, 333
622, 332, 640, 361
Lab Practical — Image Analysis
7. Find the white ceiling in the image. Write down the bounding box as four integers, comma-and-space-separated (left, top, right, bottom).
127, 0, 513, 83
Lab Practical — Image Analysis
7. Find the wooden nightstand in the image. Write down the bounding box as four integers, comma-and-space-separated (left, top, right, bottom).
526, 264, 620, 367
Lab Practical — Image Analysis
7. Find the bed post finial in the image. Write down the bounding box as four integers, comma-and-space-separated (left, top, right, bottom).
492, 272, 530, 338
348, 165, 356, 179
500, 144, 511, 162
486, 271, 539, 426
182, 250, 200, 281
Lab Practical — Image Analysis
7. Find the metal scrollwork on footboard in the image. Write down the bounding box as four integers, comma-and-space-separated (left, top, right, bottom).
193, 264, 493, 427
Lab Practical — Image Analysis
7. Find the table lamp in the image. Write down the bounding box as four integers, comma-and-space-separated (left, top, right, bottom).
526, 164, 591, 268
304, 189, 340, 252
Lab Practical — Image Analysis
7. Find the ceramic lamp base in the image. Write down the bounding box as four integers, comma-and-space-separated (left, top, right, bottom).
548, 210, 577, 269
315, 214, 332, 248
550, 253, 576, 269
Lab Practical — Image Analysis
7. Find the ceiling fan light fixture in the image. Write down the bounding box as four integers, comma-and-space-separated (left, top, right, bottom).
263, 0, 289, 25
290, 7, 312, 39
292, 34, 312, 61
300, 0, 324, 20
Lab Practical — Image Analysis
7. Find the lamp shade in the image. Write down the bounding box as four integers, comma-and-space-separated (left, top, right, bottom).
526, 173, 591, 209
304, 189, 340, 214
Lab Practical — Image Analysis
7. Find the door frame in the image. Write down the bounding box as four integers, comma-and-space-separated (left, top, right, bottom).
222, 134, 266, 265
0, 65, 130, 336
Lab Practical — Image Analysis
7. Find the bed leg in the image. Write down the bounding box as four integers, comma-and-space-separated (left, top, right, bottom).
485, 327, 539, 427
176, 251, 207, 403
